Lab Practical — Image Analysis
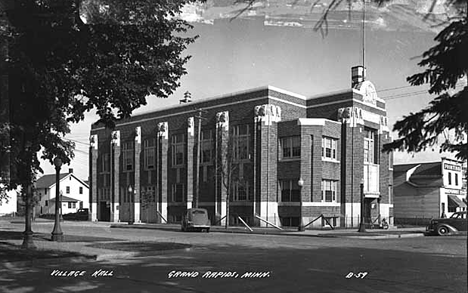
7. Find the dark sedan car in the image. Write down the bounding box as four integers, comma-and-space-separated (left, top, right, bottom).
181, 208, 210, 232
426, 211, 467, 236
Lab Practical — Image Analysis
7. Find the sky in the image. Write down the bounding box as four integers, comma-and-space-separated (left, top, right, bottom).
39, 0, 465, 180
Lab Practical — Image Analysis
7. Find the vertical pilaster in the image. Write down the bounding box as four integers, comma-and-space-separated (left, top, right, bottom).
111, 131, 120, 222
187, 117, 195, 209
89, 134, 98, 221
216, 111, 229, 225
158, 122, 169, 222
254, 104, 281, 227
134, 126, 141, 223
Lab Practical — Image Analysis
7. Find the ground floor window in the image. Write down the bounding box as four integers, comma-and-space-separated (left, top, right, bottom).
280, 217, 299, 227
68, 202, 76, 209
279, 180, 301, 202
321, 180, 338, 202
321, 216, 337, 227
171, 184, 185, 202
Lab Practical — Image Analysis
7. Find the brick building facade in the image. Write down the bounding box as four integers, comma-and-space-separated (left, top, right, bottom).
89, 66, 394, 228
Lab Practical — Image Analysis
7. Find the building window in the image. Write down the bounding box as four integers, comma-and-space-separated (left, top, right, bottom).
45, 200, 48, 206
171, 183, 185, 202
321, 180, 337, 202
280, 136, 301, 159
66, 186, 70, 194
322, 137, 337, 160
279, 180, 301, 202
448, 172, 452, 185
122, 142, 134, 171
233, 180, 251, 201
388, 185, 393, 204
144, 186, 156, 202
364, 128, 377, 164
79, 187, 83, 194
232, 125, 250, 161
455, 173, 458, 186
68, 202, 76, 209
201, 130, 213, 164
171, 133, 185, 167
280, 217, 299, 227
144, 138, 156, 170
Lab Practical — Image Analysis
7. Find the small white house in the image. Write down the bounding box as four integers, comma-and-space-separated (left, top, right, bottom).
35, 168, 89, 215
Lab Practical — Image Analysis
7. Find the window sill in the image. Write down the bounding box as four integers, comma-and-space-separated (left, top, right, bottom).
279, 157, 301, 162
322, 158, 340, 163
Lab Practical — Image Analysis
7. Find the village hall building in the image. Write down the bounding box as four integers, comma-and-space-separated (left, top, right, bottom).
89, 66, 394, 228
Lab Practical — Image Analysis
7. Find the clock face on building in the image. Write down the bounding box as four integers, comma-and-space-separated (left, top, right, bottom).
360, 81, 377, 105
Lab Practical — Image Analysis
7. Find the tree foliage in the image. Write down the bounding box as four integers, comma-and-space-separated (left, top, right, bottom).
0, 0, 197, 195
382, 4, 467, 160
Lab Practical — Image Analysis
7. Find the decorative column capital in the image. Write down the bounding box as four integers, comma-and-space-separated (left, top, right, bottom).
254, 104, 281, 125
111, 130, 120, 146
89, 134, 98, 150
187, 117, 195, 137
157, 122, 168, 139
337, 106, 362, 126
216, 111, 229, 130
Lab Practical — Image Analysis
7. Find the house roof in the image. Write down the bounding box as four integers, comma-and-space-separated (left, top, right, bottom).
35, 174, 69, 189
49, 195, 79, 202
35, 173, 89, 189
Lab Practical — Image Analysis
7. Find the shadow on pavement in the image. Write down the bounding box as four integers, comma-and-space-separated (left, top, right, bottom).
0, 230, 118, 242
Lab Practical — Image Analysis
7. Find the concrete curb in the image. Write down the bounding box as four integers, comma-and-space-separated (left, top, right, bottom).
110, 224, 426, 239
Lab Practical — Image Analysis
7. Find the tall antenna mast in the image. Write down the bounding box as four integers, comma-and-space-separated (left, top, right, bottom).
362, 0, 366, 72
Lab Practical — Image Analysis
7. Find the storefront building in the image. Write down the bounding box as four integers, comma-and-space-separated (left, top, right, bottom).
89, 66, 393, 228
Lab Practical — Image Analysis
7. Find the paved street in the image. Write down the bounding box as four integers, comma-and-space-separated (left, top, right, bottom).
0, 221, 466, 293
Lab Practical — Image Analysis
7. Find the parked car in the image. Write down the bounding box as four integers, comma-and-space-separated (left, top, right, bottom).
181, 208, 210, 232
426, 211, 467, 236
63, 208, 89, 221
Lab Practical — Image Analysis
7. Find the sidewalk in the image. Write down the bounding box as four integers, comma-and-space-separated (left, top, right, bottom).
110, 222, 427, 239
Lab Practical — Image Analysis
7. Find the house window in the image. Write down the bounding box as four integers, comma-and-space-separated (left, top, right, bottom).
122, 142, 134, 171
45, 200, 48, 206
321, 180, 338, 202
101, 153, 110, 173
279, 180, 301, 202
233, 180, 251, 201
280, 136, 301, 159
144, 138, 156, 170
201, 130, 213, 164
68, 202, 76, 209
364, 128, 377, 164
66, 186, 70, 194
171, 133, 185, 167
232, 125, 250, 161
322, 137, 337, 160
79, 187, 83, 194
171, 183, 185, 202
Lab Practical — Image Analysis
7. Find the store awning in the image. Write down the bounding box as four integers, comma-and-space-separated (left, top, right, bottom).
448, 194, 467, 208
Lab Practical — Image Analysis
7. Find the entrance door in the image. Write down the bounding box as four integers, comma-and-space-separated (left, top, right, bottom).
364, 198, 372, 227
99, 201, 111, 221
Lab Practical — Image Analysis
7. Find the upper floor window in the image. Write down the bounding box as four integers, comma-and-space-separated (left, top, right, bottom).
448, 172, 452, 185
171, 133, 185, 167
66, 186, 70, 194
280, 136, 301, 159
364, 128, 377, 164
279, 179, 300, 202
232, 125, 250, 161
144, 138, 156, 170
122, 142, 134, 171
201, 130, 213, 164
322, 137, 337, 160
79, 187, 83, 194
321, 179, 337, 202
455, 173, 459, 186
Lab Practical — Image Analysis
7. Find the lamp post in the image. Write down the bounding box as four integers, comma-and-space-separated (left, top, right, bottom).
51, 157, 63, 241
298, 178, 305, 231
128, 185, 134, 225
358, 179, 366, 232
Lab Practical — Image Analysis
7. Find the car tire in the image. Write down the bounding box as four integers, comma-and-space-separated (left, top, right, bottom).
437, 225, 450, 236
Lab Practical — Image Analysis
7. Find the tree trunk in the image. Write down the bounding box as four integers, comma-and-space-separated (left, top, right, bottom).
22, 184, 36, 249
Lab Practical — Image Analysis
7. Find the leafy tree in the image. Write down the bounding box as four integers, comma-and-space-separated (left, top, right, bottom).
382, 4, 467, 161
0, 0, 198, 247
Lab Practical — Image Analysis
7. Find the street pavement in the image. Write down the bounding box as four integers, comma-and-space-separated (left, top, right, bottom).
0, 219, 466, 293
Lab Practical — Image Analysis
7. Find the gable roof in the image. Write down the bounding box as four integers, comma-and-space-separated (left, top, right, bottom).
35, 174, 69, 189
35, 173, 89, 189
412, 162, 442, 177
393, 163, 420, 174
